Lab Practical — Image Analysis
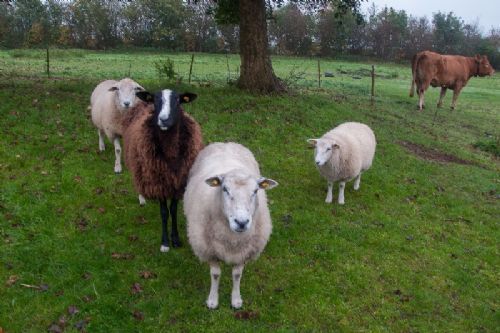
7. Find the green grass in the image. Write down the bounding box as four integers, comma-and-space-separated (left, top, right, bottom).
0, 49, 499, 332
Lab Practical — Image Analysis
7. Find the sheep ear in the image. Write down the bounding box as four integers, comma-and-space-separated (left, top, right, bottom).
134, 86, 144, 91
307, 139, 317, 147
179, 93, 197, 104
108, 86, 118, 92
475, 54, 481, 62
136, 91, 154, 103
205, 176, 222, 187
333, 143, 340, 149
258, 178, 278, 190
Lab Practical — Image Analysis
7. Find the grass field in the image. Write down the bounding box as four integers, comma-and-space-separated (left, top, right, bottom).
0, 49, 498, 332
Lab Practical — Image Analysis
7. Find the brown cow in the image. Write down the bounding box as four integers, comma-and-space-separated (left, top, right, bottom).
409, 51, 494, 111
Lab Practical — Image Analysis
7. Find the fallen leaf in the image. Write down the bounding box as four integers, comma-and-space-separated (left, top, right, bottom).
128, 235, 139, 242
234, 310, 259, 320
140, 271, 157, 279
82, 272, 92, 280
130, 282, 143, 294
68, 305, 80, 316
6, 275, 18, 286
136, 216, 148, 225
82, 295, 94, 303
74, 318, 90, 331
97, 207, 105, 214
74, 176, 82, 183
47, 323, 63, 333
55, 289, 64, 296
58, 315, 67, 327
132, 310, 144, 321
111, 253, 135, 260
94, 187, 104, 194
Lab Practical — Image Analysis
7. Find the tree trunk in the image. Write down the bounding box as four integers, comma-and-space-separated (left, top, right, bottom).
238, 0, 286, 93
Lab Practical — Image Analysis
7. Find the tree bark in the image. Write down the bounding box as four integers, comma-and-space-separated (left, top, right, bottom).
237, 0, 286, 93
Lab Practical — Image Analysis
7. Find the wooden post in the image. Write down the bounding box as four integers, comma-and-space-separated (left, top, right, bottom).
188, 53, 195, 84
371, 65, 375, 105
317, 59, 321, 88
226, 52, 231, 83
46, 47, 50, 78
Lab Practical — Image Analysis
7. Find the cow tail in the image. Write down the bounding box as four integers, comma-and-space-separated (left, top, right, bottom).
409, 53, 417, 97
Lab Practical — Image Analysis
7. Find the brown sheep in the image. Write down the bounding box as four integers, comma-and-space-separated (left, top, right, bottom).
122, 89, 203, 252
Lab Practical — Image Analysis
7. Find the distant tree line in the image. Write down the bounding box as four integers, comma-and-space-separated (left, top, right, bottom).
1, 0, 499, 68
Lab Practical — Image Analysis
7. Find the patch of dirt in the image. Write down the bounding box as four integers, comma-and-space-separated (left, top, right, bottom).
398, 141, 479, 166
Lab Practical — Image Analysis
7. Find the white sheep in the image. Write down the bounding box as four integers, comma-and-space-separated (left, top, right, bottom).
307, 122, 376, 205
184, 142, 278, 309
90, 78, 144, 175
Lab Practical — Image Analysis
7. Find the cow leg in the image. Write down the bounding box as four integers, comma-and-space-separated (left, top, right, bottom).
437, 87, 447, 108
451, 86, 462, 110
169, 198, 182, 248
417, 89, 425, 111
159, 199, 170, 252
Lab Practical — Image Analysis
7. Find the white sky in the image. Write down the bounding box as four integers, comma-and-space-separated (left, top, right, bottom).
361, 0, 499, 33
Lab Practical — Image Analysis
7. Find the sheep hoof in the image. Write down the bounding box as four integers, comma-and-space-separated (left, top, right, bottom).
114, 167, 122, 174
231, 298, 243, 309
172, 239, 182, 248
338, 201, 345, 205
206, 299, 218, 309
160, 245, 170, 253
138, 195, 146, 206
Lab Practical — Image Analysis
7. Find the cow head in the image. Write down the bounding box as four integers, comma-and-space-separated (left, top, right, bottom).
475, 55, 495, 77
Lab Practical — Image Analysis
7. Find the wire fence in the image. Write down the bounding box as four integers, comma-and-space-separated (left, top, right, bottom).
0, 49, 412, 103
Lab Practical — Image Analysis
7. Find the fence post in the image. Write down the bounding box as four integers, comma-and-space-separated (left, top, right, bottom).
371, 65, 375, 106
188, 53, 195, 84
226, 52, 231, 83
46, 47, 50, 78
318, 59, 321, 88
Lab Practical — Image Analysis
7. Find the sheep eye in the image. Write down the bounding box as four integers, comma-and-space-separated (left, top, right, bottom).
326, 147, 331, 151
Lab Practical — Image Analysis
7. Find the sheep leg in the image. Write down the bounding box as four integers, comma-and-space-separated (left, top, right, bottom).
206, 262, 221, 309
169, 199, 182, 247
353, 174, 361, 190
338, 181, 346, 205
98, 129, 105, 152
113, 137, 122, 174
159, 199, 170, 253
231, 264, 244, 309
325, 181, 333, 203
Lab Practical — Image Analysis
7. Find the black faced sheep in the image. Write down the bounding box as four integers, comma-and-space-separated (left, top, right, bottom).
122, 89, 203, 252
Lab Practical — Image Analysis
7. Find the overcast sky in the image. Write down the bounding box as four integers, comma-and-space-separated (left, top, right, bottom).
361, 0, 499, 33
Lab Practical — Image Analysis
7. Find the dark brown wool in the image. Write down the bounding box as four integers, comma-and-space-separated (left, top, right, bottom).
122, 103, 203, 200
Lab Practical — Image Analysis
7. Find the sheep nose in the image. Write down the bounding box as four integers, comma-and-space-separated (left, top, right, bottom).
316, 161, 321, 165
235, 219, 249, 229
124, 101, 130, 107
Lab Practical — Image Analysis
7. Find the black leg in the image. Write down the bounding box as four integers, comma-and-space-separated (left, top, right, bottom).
159, 199, 170, 252
170, 199, 182, 248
